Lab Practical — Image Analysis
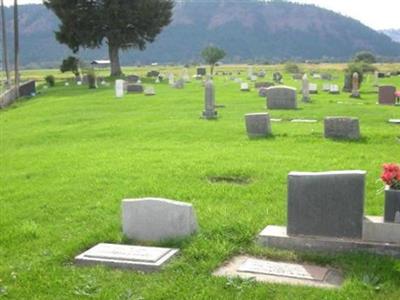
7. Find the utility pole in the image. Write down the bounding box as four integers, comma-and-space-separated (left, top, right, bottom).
14, 0, 19, 97
1, 0, 10, 88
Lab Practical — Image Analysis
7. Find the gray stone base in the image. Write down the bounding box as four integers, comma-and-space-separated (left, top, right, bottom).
213, 256, 343, 288
202, 111, 218, 119
75, 243, 179, 272
363, 216, 400, 244
258, 226, 400, 258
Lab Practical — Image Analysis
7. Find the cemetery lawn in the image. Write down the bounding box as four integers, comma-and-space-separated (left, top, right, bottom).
1, 65, 400, 299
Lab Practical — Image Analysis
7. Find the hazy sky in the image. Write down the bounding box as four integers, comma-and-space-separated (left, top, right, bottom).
3, 0, 400, 30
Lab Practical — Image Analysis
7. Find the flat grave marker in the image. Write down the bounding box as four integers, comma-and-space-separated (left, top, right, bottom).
75, 243, 179, 272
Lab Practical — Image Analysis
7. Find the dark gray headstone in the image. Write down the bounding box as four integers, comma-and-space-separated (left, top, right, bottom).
258, 87, 268, 97
379, 86, 396, 105
126, 75, 139, 83
324, 117, 360, 140
343, 74, 351, 92
203, 80, 217, 119
266, 86, 297, 109
127, 84, 144, 93
19, 80, 36, 97
384, 189, 400, 223
287, 171, 366, 239
245, 113, 272, 138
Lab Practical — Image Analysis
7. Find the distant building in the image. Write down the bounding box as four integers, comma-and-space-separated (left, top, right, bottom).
90, 60, 110, 68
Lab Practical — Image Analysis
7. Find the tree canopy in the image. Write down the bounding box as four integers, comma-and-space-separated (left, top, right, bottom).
60, 56, 80, 77
201, 46, 226, 75
354, 51, 376, 64
44, 0, 174, 76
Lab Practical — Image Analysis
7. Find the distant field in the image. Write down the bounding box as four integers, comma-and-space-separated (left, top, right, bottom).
1, 64, 400, 299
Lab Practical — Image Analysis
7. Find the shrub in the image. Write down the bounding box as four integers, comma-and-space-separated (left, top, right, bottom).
284, 62, 300, 74
44, 75, 55, 87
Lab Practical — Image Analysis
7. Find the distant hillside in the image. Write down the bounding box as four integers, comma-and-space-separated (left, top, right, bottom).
381, 29, 400, 43
2, 1, 400, 68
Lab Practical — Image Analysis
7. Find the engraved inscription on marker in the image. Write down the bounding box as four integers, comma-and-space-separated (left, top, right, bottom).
237, 258, 328, 281
83, 243, 171, 263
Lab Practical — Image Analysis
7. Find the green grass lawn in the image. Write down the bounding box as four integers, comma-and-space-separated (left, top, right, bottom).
1, 65, 400, 299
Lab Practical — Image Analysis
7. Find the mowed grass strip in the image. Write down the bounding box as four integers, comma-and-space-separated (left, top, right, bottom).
1, 66, 400, 299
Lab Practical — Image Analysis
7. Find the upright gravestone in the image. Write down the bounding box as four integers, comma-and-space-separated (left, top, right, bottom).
302, 74, 310, 102
351, 72, 360, 98
343, 74, 352, 92
245, 113, 272, 138
324, 117, 360, 140
247, 65, 254, 79
266, 86, 297, 109
379, 85, 396, 105
127, 84, 144, 93
173, 79, 184, 89
126, 75, 139, 83
182, 68, 190, 82
240, 82, 250, 92
203, 80, 217, 119
115, 79, 125, 98
168, 73, 175, 85
309, 83, 318, 94
329, 84, 340, 94
287, 171, 366, 239
273, 72, 283, 84
122, 198, 198, 241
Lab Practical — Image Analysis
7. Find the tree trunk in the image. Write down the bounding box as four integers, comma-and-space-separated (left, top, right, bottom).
108, 43, 122, 77
13, 0, 19, 97
210, 64, 214, 75
1, 0, 10, 88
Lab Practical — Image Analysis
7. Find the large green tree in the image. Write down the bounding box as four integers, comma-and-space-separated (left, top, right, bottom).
44, 0, 174, 76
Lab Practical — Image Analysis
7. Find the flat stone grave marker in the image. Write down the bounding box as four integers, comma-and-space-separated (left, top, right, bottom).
271, 118, 282, 122
388, 119, 400, 124
213, 256, 343, 288
75, 243, 179, 272
291, 119, 318, 123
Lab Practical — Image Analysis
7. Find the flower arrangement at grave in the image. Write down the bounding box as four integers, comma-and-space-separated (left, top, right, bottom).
380, 163, 400, 190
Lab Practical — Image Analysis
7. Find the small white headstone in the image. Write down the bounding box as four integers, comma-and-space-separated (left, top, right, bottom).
77, 81, 82, 86
65, 82, 70, 86
241, 82, 250, 91
115, 79, 125, 98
